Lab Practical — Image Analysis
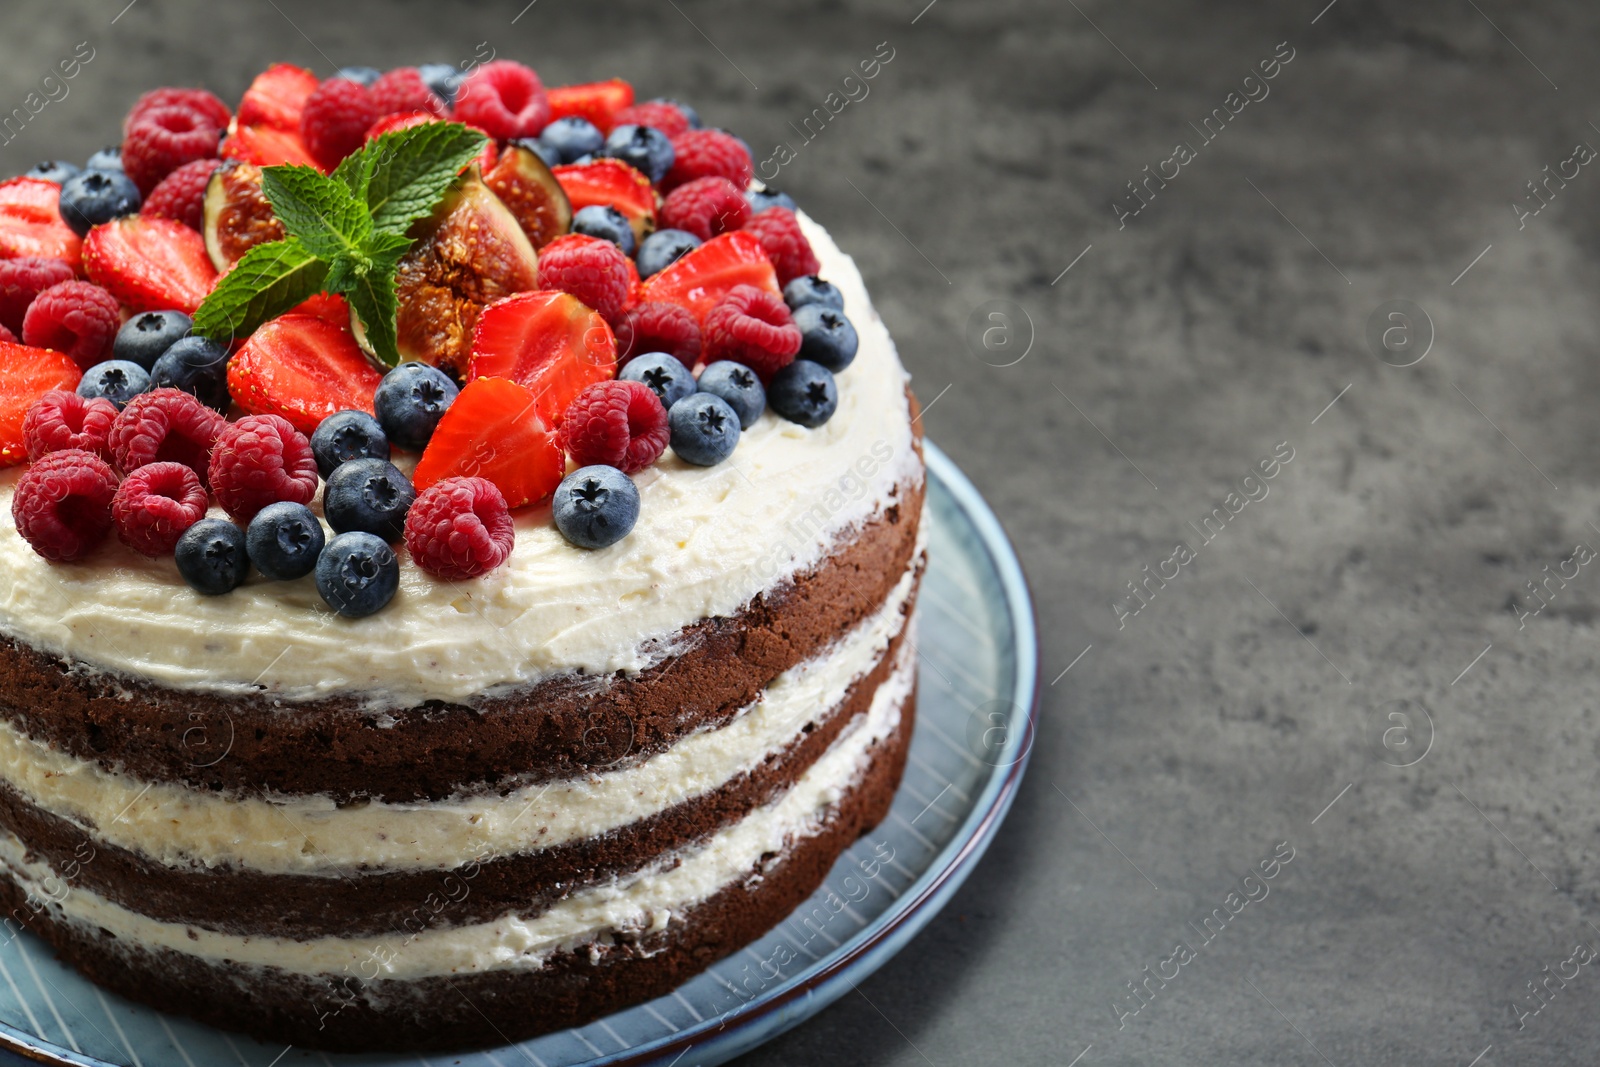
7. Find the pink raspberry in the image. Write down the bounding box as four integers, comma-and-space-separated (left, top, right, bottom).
537, 234, 632, 322
11, 449, 119, 562
140, 158, 222, 232
558, 380, 669, 474
741, 207, 819, 286
702, 285, 801, 382
23, 390, 118, 462
369, 68, 447, 119
22, 281, 122, 369
122, 105, 221, 196
612, 102, 691, 139
453, 60, 551, 139
404, 476, 515, 580
0, 257, 76, 336
111, 461, 208, 556
207, 414, 319, 523
614, 300, 701, 368
108, 388, 227, 485
124, 87, 231, 138
664, 129, 752, 191
299, 78, 380, 171
660, 176, 750, 241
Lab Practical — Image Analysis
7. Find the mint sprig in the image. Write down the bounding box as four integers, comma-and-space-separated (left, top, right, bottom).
192, 122, 488, 366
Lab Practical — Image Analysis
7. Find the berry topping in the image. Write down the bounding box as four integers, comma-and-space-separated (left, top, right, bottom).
702, 284, 801, 382
32, 170, 117, 248
554, 465, 640, 549
640, 231, 779, 325
467, 290, 616, 426
151, 335, 231, 411
111, 461, 207, 556
108, 387, 226, 484
25, 162, 80, 186
23, 390, 117, 462
0, 324, 14, 344
665, 129, 753, 191
124, 88, 232, 139
651, 97, 703, 129
769, 360, 839, 428
22, 281, 121, 369
552, 159, 657, 244
335, 66, 383, 87
404, 476, 515, 580
602, 124, 675, 185
369, 68, 447, 118
11, 449, 119, 562
140, 157, 222, 231
537, 233, 633, 322
1, 347, 84, 467
112, 310, 192, 370
374, 363, 459, 452
636, 229, 701, 280
413, 376, 564, 507
226, 314, 383, 434
299, 78, 381, 171
85, 147, 124, 173
122, 106, 220, 197
613, 300, 701, 369
82, 216, 217, 314
246, 501, 325, 581
742, 207, 819, 286
696, 360, 766, 429
612, 101, 691, 139
454, 60, 552, 140
546, 78, 634, 132
619, 352, 696, 411
668, 393, 740, 466
782, 274, 845, 312
175, 518, 250, 595
310, 410, 390, 478
325, 458, 415, 542
237, 64, 320, 131
746, 187, 798, 215
0, 257, 76, 336
660, 176, 750, 241
538, 117, 605, 165
793, 304, 859, 373
220, 124, 320, 169
208, 414, 319, 523
77, 361, 150, 409
317, 531, 400, 616
571, 205, 636, 256
417, 63, 464, 106
559, 380, 669, 474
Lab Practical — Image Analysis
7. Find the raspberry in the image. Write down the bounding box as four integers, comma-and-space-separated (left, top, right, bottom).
111, 461, 207, 556
140, 158, 222, 231
665, 129, 753, 191
369, 68, 447, 119
741, 207, 819, 286
537, 234, 632, 322
0, 258, 77, 336
124, 88, 231, 138
122, 106, 221, 196
404, 476, 515, 580
23, 390, 117, 462
11, 449, 119, 562
612, 102, 691, 139
660, 177, 750, 241
299, 78, 380, 171
108, 388, 226, 485
208, 414, 319, 523
558, 380, 669, 474
702, 285, 801, 381
22, 281, 122, 369
614, 300, 701, 369
453, 60, 551, 140
0, 324, 14, 344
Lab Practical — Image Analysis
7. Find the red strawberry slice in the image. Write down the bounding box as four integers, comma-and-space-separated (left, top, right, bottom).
0, 343, 82, 467
221, 125, 321, 170
365, 113, 498, 173
289, 291, 350, 327
237, 63, 320, 131
640, 231, 778, 325
83, 217, 216, 315
226, 313, 382, 435
552, 159, 657, 242
413, 376, 565, 507
0, 178, 83, 268
468, 291, 617, 427
547, 78, 635, 132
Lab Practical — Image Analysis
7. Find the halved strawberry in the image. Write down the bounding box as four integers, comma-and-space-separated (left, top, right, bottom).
227, 313, 382, 435
237, 63, 320, 131
365, 113, 498, 173
468, 291, 616, 427
547, 78, 635, 132
413, 376, 565, 507
0, 343, 82, 467
290, 291, 350, 327
0, 178, 83, 268
552, 159, 656, 243
83, 217, 217, 315
640, 231, 778, 325
221, 125, 321, 170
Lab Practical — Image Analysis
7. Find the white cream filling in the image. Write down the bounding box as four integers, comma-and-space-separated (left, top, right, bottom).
0, 214, 919, 708
0, 643, 913, 981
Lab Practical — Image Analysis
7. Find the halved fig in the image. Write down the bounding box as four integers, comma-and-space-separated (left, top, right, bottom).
552, 159, 656, 244
483, 142, 571, 250
202, 161, 286, 271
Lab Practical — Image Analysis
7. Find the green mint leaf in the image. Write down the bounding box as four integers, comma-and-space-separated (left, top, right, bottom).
191, 238, 329, 343
261, 164, 371, 264
343, 234, 412, 366
361, 122, 489, 235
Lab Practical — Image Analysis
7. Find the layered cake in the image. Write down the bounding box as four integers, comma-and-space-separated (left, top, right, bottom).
0, 61, 923, 1050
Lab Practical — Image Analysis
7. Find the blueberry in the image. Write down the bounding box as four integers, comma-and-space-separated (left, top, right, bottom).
793, 305, 858, 372
374, 362, 459, 451
334, 65, 382, 86
538, 117, 605, 164
746, 188, 797, 215
26, 161, 80, 185
150, 335, 230, 411
553, 465, 640, 549
84, 146, 123, 173
310, 410, 390, 478
768, 360, 838, 428
696, 361, 765, 429
324, 459, 415, 542
650, 97, 702, 129
619, 352, 696, 410
77, 360, 150, 409
417, 62, 463, 105
58, 169, 140, 238
571, 205, 636, 255
601, 124, 675, 185
669, 393, 740, 466
247, 502, 326, 582
316, 531, 399, 618
636, 228, 701, 279
512, 137, 561, 169
175, 519, 250, 595
782, 275, 845, 312
113, 310, 192, 370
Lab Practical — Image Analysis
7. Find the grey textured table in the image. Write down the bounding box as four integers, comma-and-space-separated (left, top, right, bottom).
5, 0, 1598, 1063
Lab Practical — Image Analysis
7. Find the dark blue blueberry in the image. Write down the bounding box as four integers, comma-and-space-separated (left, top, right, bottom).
334, 66, 382, 86
635, 228, 700, 279
315, 531, 399, 618
112, 310, 191, 370
150, 335, 230, 411
310, 410, 390, 479
553, 465, 640, 549
619, 353, 695, 410
26, 161, 80, 185
746, 187, 797, 215
650, 97, 702, 129
571, 205, 636, 255
58, 169, 140, 237
324, 459, 415, 542
84, 146, 123, 173
696, 361, 765, 429
601, 124, 675, 185
77, 360, 150, 409
793, 304, 858, 372
512, 137, 561, 169
375, 362, 459, 451
782, 275, 845, 312
417, 63, 463, 106
768, 360, 838, 428
175, 519, 250, 595
668, 393, 740, 466
246, 502, 326, 582
538, 117, 605, 164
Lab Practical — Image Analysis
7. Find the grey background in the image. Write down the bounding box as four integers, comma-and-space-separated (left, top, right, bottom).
4, 0, 1599, 1063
